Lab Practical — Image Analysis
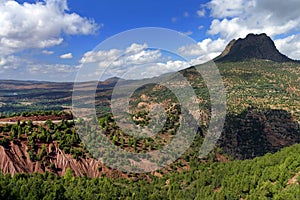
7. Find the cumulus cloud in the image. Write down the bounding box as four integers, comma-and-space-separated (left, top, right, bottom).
60, 53, 73, 59
80, 43, 163, 79
81, 43, 162, 67
206, 0, 248, 18
80, 49, 123, 64
178, 38, 227, 60
79, 43, 199, 80
178, 44, 204, 57
0, 55, 28, 70
0, 0, 99, 56
206, 0, 300, 40
197, 9, 206, 17
125, 43, 148, 54
275, 34, 300, 60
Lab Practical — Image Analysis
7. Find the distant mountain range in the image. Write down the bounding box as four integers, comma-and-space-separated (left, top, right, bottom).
215, 33, 296, 63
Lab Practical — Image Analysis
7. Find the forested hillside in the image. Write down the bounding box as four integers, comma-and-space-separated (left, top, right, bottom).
0, 143, 299, 199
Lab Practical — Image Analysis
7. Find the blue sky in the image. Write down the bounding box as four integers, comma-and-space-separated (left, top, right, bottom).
47, 0, 211, 63
0, 0, 300, 81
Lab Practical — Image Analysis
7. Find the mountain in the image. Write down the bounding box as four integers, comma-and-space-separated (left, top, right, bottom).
215, 33, 295, 62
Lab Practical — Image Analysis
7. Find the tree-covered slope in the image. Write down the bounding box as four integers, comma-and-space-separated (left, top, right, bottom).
0, 143, 299, 199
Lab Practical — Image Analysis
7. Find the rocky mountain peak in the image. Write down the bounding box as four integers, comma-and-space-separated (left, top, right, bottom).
215, 33, 294, 62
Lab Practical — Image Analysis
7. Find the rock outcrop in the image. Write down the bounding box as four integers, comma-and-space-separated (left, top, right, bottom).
215, 33, 294, 62
0, 141, 127, 178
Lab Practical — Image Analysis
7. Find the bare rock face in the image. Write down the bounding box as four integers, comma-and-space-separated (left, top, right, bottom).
218, 109, 300, 159
0, 141, 37, 175
0, 141, 127, 179
215, 33, 294, 62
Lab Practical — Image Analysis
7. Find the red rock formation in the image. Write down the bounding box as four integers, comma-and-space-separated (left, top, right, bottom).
0, 141, 127, 179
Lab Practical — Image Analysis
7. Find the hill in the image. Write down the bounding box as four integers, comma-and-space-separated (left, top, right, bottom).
0, 142, 300, 199
1, 60, 300, 175
1, 33, 300, 199
215, 33, 295, 62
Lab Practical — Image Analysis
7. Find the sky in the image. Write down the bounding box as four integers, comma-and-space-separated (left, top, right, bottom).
0, 0, 300, 81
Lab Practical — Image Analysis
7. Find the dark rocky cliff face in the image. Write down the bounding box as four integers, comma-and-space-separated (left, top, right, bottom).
215, 33, 294, 62
218, 108, 300, 159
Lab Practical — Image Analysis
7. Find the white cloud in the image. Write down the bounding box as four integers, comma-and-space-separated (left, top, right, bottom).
122, 60, 190, 80
82, 44, 162, 73
178, 44, 203, 57
80, 43, 161, 67
28, 63, 77, 74
197, 9, 206, 17
123, 49, 161, 66
20, 63, 78, 81
206, 0, 247, 18
79, 43, 201, 80
80, 49, 123, 64
178, 38, 227, 60
60, 52, 73, 59
206, 0, 300, 40
0, 55, 28, 70
198, 38, 227, 54
79, 41, 223, 81
0, 0, 99, 56
125, 43, 148, 54
275, 34, 300, 60
42, 50, 54, 55
0, 54, 78, 81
